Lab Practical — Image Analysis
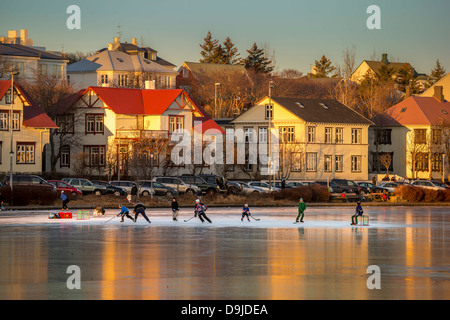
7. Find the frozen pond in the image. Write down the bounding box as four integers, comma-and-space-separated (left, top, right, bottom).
0, 206, 448, 300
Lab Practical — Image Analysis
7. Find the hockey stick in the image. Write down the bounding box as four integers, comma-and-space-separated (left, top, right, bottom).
184, 215, 196, 222
103, 215, 117, 224
250, 215, 260, 221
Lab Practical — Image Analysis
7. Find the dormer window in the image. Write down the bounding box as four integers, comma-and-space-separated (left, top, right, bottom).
116, 58, 124, 62
295, 102, 304, 108
319, 103, 328, 109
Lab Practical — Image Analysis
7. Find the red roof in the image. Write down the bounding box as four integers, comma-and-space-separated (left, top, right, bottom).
87, 86, 184, 115
194, 117, 225, 134
373, 96, 450, 126
0, 80, 58, 128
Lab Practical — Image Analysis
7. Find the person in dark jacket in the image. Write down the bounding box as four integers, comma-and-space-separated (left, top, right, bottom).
133, 202, 151, 224
351, 201, 364, 225
194, 199, 211, 223
131, 184, 138, 203
171, 198, 179, 221
60, 191, 69, 211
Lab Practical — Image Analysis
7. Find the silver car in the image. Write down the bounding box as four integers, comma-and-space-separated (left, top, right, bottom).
153, 177, 199, 195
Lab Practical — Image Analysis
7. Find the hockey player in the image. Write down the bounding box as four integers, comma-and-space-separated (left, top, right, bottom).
194, 199, 211, 223
117, 204, 134, 223
171, 198, 179, 221
296, 198, 306, 223
60, 191, 69, 211
351, 201, 364, 225
241, 204, 251, 222
133, 202, 151, 224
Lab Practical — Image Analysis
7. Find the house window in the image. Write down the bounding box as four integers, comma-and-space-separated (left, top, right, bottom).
56, 115, 74, 134
118, 74, 128, 87
291, 152, 302, 172
38, 63, 47, 75
432, 129, 442, 145
414, 129, 427, 144
351, 156, 362, 172
265, 105, 273, 119
0, 112, 9, 130
325, 127, 332, 144
16, 142, 35, 164
169, 116, 184, 133
280, 127, 295, 143
244, 153, 253, 172
101, 74, 109, 84
415, 152, 429, 172
244, 127, 255, 143
306, 153, 317, 172
351, 128, 362, 144
60, 146, 70, 168
374, 129, 392, 145
258, 127, 268, 143
307, 126, 316, 143
324, 155, 332, 172
183, 68, 189, 78
431, 153, 443, 172
83, 145, 106, 167
86, 114, 104, 134
335, 155, 343, 172
372, 152, 394, 172
335, 128, 344, 144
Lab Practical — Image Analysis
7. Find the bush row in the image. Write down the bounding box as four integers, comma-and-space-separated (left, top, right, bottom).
395, 185, 450, 202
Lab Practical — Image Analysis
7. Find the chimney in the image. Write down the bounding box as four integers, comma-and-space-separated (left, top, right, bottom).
107, 43, 114, 51
434, 86, 444, 103
145, 80, 156, 90
114, 37, 120, 44
382, 53, 389, 65
131, 38, 138, 46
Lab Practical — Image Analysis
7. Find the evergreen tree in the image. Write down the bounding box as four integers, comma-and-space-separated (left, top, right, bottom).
396, 63, 417, 93
312, 55, 337, 78
222, 37, 240, 64
428, 59, 447, 85
199, 31, 221, 63
242, 43, 273, 74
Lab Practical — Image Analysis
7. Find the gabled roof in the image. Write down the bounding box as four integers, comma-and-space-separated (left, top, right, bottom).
0, 43, 68, 61
0, 80, 58, 128
372, 96, 450, 126
249, 96, 373, 125
363, 60, 413, 74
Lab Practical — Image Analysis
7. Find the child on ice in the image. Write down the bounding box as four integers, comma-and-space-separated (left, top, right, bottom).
241, 204, 251, 222
171, 198, 179, 221
117, 204, 134, 223
194, 199, 211, 223
60, 191, 69, 211
296, 198, 306, 223
351, 201, 364, 225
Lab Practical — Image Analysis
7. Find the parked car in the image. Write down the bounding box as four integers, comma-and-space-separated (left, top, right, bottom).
331, 179, 362, 194
269, 181, 293, 189
91, 180, 127, 196
286, 181, 306, 188
235, 181, 264, 194
179, 175, 220, 195
377, 182, 400, 193
137, 180, 179, 197
108, 181, 137, 194
226, 181, 243, 194
247, 181, 280, 192
47, 180, 82, 199
410, 180, 447, 191
313, 181, 336, 193
153, 177, 199, 195
1, 175, 56, 192
198, 174, 228, 192
62, 178, 106, 195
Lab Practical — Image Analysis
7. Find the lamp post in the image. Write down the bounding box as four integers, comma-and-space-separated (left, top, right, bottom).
9, 70, 19, 205
150, 153, 154, 199
117, 126, 124, 181
214, 83, 221, 118
268, 80, 274, 191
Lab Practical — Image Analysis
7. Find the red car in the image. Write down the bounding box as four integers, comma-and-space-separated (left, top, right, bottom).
47, 180, 83, 198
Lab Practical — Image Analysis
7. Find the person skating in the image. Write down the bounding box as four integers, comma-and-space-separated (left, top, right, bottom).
117, 204, 134, 223
296, 198, 306, 223
241, 204, 251, 222
194, 199, 211, 223
351, 201, 364, 225
133, 202, 151, 224
171, 198, 179, 221
60, 191, 70, 211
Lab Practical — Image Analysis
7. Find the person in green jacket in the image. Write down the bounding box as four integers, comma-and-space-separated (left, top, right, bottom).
296, 198, 306, 223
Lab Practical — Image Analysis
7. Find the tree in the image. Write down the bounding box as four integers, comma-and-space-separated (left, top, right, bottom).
312, 55, 337, 78
222, 37, 240, 65
242, 43, 274, 74
396, 63, 419, 93
428, 59, 447, 86
199, 31, 222, 64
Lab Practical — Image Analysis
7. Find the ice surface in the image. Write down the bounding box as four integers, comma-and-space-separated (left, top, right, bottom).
0, 206, 448, 300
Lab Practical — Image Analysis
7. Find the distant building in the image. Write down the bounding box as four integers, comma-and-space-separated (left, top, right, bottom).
370, 86, 450, 180
67, 37, 178, 90
0, 80, 58, 174
0, 29, 33, 46
421, 73, 450, 99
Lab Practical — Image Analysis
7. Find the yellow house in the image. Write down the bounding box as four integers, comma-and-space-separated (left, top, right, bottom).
0, 80, 57, 174
229, 96, 373, 181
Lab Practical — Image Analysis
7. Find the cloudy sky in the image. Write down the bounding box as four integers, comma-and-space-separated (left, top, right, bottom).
1, 0, 449, 74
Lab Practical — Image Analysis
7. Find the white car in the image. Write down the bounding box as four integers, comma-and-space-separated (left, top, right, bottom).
377, 182, 400, 193
411, 180, 447, 191
247, 181, 280, 192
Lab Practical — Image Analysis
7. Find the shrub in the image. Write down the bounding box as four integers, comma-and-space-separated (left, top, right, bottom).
0, 186, 58, 206
395, 185, 450, 202
273, 185, 330, 202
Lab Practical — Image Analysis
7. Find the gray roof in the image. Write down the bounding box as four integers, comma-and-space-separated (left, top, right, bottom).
0, 43, 68, 61
270, 97, 373, 125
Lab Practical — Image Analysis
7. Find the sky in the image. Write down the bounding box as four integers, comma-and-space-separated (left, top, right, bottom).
1, 0, 449, 75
